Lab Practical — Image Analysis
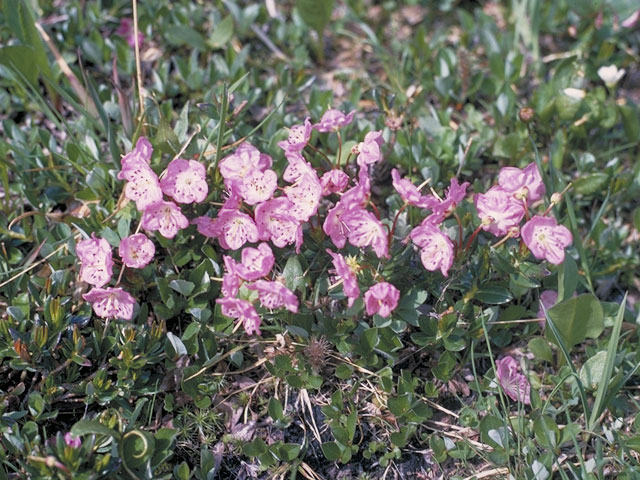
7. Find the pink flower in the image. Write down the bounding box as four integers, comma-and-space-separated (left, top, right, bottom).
278, 118, 313, 153
321, 170, 349, 195
254, 198, 303, 252
119, 233, 155, 269
495, 356, 531, 405
314, 109, 355, 132
214, 209, 259, 250
391, 169, 431, 207
192, 215, 218, 238
326, 249, 360, 307
118, 162, 163, 211
474, 186, 526, 237
216, 297, 261, 335
238, 168, 278, 205
76, 234, 113, 287
284, 173, 322, 221
121, 137, 152, 168
410, 222, 455, 276
521, 215, 572, 265
248, 280, 299, 313
140, 201, 189, 239
498, 162, 545, 203
323, 171, 371, 248
422, 178, 470, 222
115, 18, 144, 49
83, 287, 136, 320
64, 432, 81, 448
219, 143, 272, 190
235, 243, 274, 281
160, 158, 208, 204
342, 209, 389, 258
356, 130, 384, 166
283, 151, 316, 183
364, 282, 400, 318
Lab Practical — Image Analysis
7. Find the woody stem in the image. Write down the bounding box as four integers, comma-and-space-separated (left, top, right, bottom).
389, 203, 408, 245
464, 224, 484, 252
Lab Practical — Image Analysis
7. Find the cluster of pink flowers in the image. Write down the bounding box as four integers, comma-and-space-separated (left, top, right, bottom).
80, 137, 211, 320
216, 242, 298, 335
76, 107, 574, 335
474, 162, 572, 264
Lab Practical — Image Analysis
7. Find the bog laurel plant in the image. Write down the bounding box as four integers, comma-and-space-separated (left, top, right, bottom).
1, 0, 639, 479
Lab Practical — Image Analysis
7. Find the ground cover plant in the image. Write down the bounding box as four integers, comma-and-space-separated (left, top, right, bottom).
1, 0, 640, 478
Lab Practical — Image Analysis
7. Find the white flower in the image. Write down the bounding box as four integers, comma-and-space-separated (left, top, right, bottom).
597, 65, 625, 87
562, 88, 586, 100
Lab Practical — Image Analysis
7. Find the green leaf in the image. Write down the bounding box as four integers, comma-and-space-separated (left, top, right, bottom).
474, 285, 513, 304
268, 398, 284, 421
619, 104, 640, 142
321, 441, 343, 461
360, 327, 379, 354
169, 279, 195, 297
0, 46, 38, 85
528, 337, 553, 363
579, 350, 607, 390
296, 0, 335, 35
165, 25, 206, 49
121, 430, 156, 469
545, 294, 604, 349
573, 173, 609, 195
210, 16, 234, 48
282, 256, 305, 292
71, 420, 119, 439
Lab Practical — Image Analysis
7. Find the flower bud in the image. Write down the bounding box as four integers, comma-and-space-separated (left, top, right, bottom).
518, 107, 535, 123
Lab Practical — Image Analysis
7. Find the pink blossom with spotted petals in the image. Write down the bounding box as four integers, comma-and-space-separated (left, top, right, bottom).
115, 18, 144, 49
357, 130, 384, 166
120, 137, 152, 169
77, 234, 113, 287
285, 173, 322, 221
496, 356, 531, 404
235, 243, 274, 281
321, 169, 349, 195
216, 297, 262, 335
118, 162, 163, 211
239, 168, 278, 205
160, 158, 208, 204
521, 215, 572, 265
474, 186, 526, 237
254, 198, 303, 252
326, 249, 360, 307
83, 287, 136, 320
342, 209, 389, 258
141, 201, 189, 239
248, 280, 299, 313
314, 109, 355, 132
498, 162, 545, 202
410, 222, 455, 276
64, 432, 81, 448
214, 209, 259, 250
283, 151, 316, 183
278, 117, 312, 153
364, 282, 400, 318
119, 233, 155, 269
218, 143, 272, 190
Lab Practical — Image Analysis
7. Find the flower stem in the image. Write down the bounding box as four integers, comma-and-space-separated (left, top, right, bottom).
464, 225, 484, 252
389, 203, 408, 245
